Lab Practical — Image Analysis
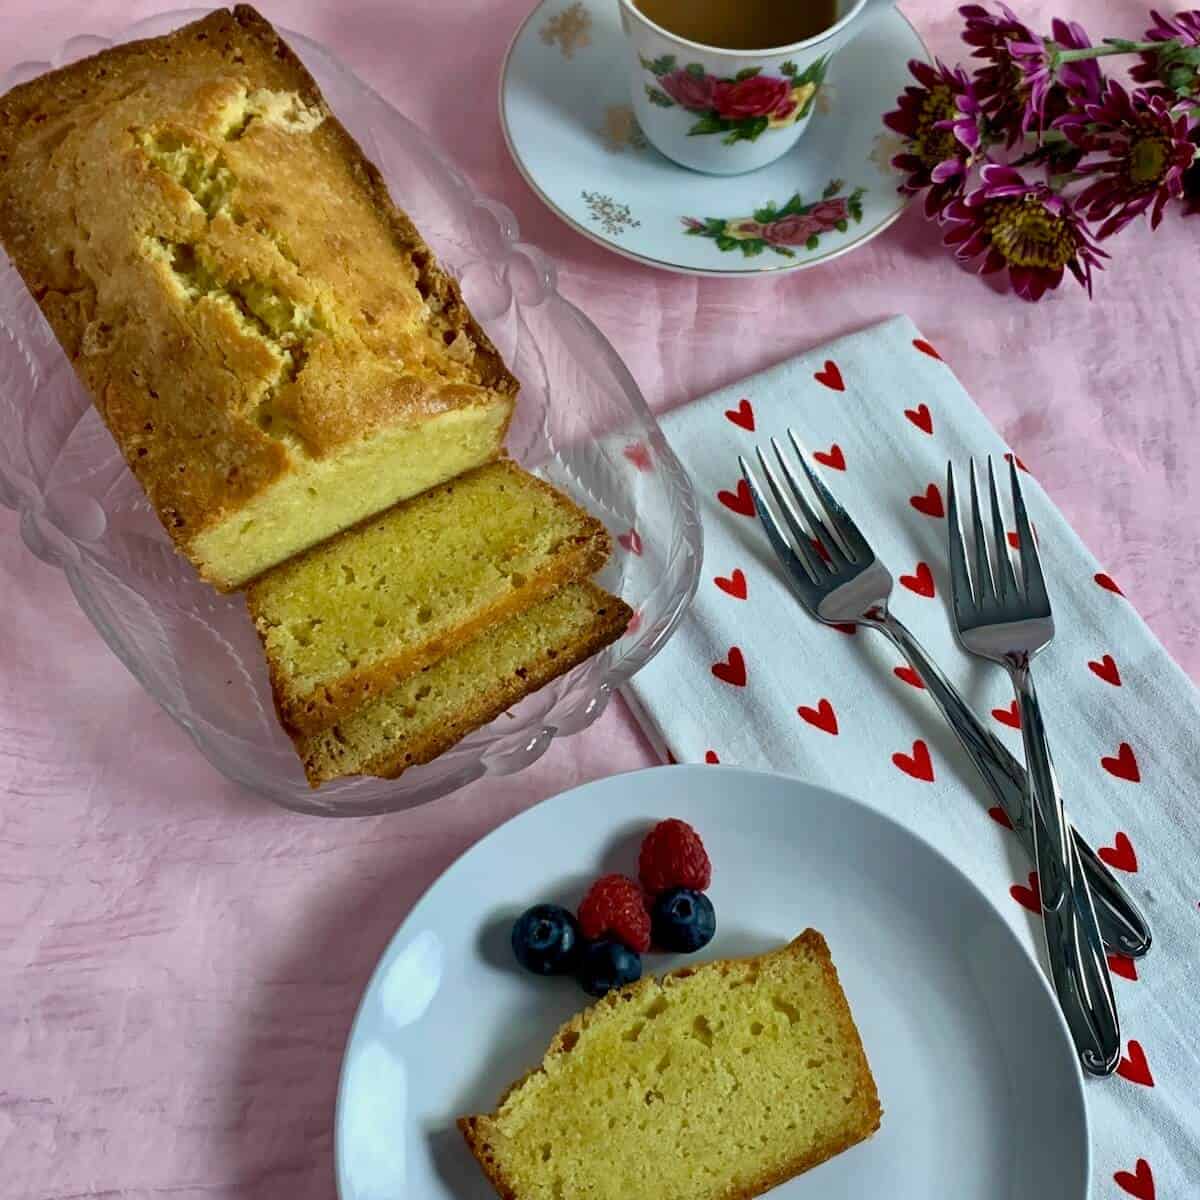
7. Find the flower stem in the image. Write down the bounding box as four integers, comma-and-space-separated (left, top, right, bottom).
1056, 38, 1175, 64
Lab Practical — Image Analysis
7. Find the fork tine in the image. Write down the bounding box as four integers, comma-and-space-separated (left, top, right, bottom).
769, 437, 850, 571
945, 462, 977, 617
786, 429, 870, 562
743, 451, 826, 583
1009, 455, 1050, 610
987, 457, 1019, 603
968, 458, 997, 603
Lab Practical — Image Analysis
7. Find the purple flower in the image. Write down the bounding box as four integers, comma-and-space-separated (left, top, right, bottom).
1008, 19, 1104, 132
959, 3, 1038, 144
1131, 9, 1200, 97
659, 68, 718, 112
884, 59, 984, 217
1066, 81, 1199, 237
941, 163, 1107, 301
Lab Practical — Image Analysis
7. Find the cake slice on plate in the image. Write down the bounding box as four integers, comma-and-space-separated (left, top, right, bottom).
460, 931, 881, 1200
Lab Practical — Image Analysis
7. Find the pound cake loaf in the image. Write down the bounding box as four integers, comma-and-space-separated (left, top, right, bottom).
0, 6, 517, 589
460, 931, 881, 1200
247, 461, 612, 734
298, 582, 631, 786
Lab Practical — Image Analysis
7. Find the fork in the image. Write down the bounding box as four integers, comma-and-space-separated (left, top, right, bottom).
737, 431, 1151, 966
947, 457, 1120, 1075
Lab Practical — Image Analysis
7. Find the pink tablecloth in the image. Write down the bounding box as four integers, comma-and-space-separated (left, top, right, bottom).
2, 2, 1196, 1195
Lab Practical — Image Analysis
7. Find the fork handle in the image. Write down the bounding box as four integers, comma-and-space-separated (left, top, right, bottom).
1009, 663, 1121, 1076
874, 613, 1152, 958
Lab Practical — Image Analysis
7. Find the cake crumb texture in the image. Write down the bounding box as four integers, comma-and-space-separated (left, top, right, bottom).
247, 461, 612, 733
459, 930, 882, 1200
0, 5, 517, 589
299, 582, 631, 786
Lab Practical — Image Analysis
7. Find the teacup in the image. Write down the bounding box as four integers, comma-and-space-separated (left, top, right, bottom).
620, 0, 895, 175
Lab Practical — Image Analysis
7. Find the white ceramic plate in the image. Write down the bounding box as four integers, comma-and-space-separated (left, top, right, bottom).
335, 765, 1090, 1199
501, 0, 927, 275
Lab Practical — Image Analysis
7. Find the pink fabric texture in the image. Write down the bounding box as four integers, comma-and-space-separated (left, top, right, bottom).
1, 3, 1196, 1196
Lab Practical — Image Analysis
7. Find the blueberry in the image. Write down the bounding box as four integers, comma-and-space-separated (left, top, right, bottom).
651, 887, 716, 953
577, 938, 642, 998
511, 904, 581, 976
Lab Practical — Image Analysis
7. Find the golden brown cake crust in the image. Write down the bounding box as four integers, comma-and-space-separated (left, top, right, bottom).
458, 931, 882, 1200
246, 462, 613, 735
0, 5, 516, 574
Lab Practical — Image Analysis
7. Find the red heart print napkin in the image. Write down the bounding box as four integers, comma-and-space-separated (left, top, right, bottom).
622, 315, 1200, 1197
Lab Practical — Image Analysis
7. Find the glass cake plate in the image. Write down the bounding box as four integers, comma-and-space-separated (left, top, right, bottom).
0, 10, 702, 816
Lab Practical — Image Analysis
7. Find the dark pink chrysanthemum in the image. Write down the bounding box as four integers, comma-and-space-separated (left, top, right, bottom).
941, 163, 1107, 300
1008, 18, 1103, 132
959, 3, 1038, 143
961, 6, 1102, 140
1131, 9, 1200, 96
1064, 81, 1199, 237
884, 58, 985, 217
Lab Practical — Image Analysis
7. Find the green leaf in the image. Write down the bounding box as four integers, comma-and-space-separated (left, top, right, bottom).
735, 66, 763, 80
771, 246, 796, 258
778, 192, 807, 217
805, 234, 821, 250
753, 203, 779, 224
780, 60, 798, 77
689, 114, 730, 135
683, 224, 704, 237
685, 62, 706, 77
638, 54, 656, 72
704, 217, 726, 235
740, 116, 770, 142
652, 53, 678, 75
645, 85, 676, 108
848, 187, 866, 222
740, 240, 765, 257
797, 54, 829, 86
719, 118, 768, 145
835, 218, 848, 232
715, 235, 739, 252
823, 178, 844, 199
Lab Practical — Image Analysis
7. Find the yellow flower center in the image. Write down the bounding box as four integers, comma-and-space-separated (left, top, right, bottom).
984, 195, 1077, 270
914, 85, 961, 169
1128, 134, 1170, 188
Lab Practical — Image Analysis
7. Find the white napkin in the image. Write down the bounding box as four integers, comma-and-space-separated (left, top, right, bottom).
625, 314, 1200, 1195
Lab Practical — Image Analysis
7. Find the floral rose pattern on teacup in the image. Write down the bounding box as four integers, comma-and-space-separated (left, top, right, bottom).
682, 179, 866, 258
643, 55, 828, 145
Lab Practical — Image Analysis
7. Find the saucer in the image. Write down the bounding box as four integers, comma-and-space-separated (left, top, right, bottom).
500, 0, 929, 276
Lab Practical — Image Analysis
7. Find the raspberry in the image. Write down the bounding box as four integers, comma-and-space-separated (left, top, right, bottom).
638, 819, 712, 894
577, 875, 651, 953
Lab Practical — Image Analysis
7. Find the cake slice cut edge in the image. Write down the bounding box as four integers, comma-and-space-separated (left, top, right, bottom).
247, 461, 614, 735
459, 930, 882, 1200
296, 581, 632, 786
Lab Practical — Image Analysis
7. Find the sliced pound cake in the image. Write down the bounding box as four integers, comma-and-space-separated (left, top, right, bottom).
247, 461, 611, 734
460, 931, 881, 1200
0, 7, 517, 590
297, 582, 631, 786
